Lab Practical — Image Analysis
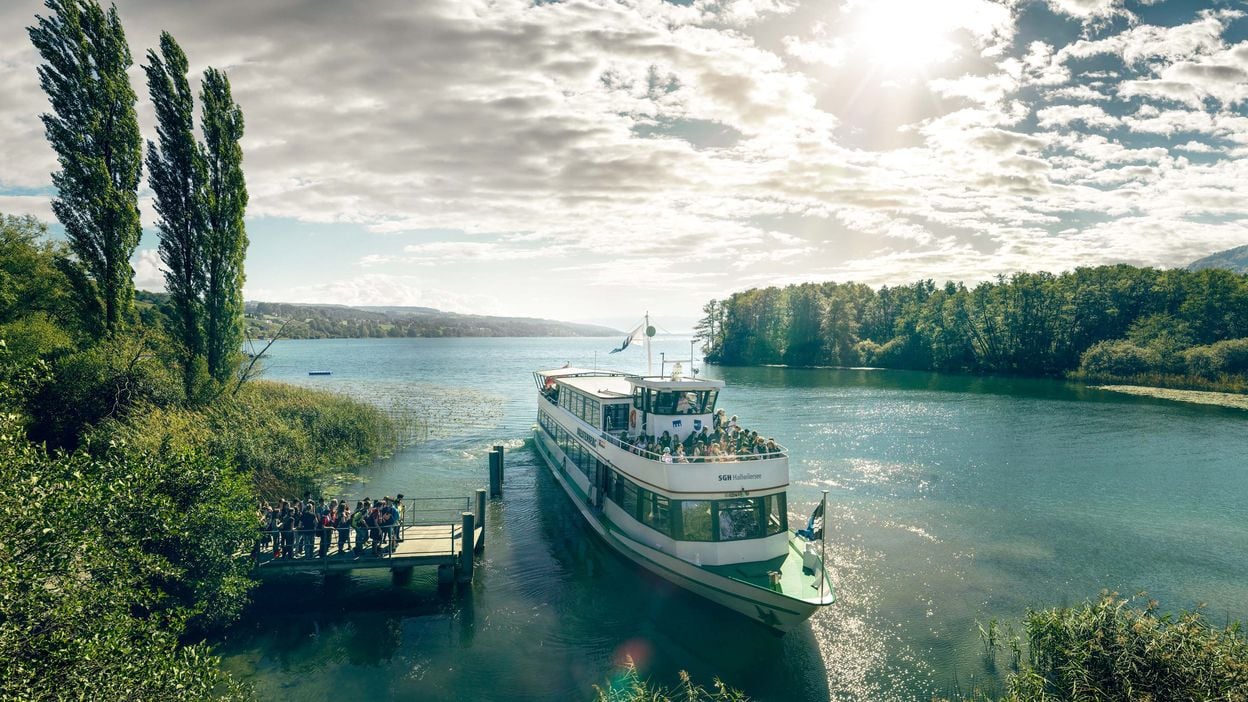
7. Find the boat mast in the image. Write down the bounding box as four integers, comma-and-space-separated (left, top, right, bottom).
645, 311, 652, 376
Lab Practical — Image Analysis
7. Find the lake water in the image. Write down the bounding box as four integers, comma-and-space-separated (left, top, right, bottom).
217, 337, 1248, 701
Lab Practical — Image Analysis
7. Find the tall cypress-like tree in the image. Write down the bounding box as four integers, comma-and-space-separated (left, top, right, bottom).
200, 68, 248, 384
145, 32, 207, 396
28, 0, 142, 337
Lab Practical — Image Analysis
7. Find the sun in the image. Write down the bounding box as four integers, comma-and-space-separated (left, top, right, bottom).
848, 0, 960, 74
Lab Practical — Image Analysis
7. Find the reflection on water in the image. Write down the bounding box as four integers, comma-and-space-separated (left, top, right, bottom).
218, 338, 1248, 701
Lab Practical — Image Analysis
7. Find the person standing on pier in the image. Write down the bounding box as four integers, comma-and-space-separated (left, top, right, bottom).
300, 502, 317, 558
394, 494, 406, 543
382, 497, 400, 551
351, 501, 367, 559
335, 502, 351, 554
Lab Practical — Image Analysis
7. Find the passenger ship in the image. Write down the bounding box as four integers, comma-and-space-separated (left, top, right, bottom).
532, 353, 834, 631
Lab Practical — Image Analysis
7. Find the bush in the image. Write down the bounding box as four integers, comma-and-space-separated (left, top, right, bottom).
1008, 593, 1248, 701
1077, 340, 1161, 378
27, 333, 181, 449
1212, 338, 1248, 375
0, 413, 250, 701
1183, 344, 1221, 379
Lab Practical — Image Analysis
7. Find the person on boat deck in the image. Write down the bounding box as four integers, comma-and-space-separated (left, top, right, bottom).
673, 444, 688, 463
661, 447, 673, 464
713, 408, 726, 431
659, 430, 672, 450
675, 392, 693, 413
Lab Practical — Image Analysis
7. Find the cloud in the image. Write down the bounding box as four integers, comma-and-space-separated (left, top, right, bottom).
248, 273, 501, 314
132, 248, 165, 292
3, 0, 1248, 320
1036, 104, 1120, 130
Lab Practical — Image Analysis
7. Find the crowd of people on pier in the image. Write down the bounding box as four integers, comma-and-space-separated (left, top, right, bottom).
627, 408, 781, 462
256, 494, 406, 560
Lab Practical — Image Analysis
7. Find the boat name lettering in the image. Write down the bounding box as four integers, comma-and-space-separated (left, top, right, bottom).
717, 473, 763, 482
576, 428, 598, 444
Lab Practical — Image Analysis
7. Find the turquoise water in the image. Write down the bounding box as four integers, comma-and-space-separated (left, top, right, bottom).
218, 337, 1248, 700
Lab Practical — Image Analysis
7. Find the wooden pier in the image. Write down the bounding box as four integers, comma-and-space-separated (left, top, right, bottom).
251, 490, 488, 584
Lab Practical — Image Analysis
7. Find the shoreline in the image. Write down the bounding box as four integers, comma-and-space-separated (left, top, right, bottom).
1094, 384, 1248, 411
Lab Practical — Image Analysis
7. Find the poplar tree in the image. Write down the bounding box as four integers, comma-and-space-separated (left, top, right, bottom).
200, 68, 248, 384
145, 32, 207, 396
28, 0, 142, 337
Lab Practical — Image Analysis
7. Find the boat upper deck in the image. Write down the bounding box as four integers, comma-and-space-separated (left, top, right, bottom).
536, 367, 787, 462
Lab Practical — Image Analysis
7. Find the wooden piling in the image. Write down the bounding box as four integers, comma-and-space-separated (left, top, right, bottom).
494, 444, 505, 483
475, 488, 487, 552
489, 449, 502, 497
459, 512, 474, 583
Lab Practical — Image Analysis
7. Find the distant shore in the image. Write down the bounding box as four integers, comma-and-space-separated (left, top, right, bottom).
1095, 384, 1248, 411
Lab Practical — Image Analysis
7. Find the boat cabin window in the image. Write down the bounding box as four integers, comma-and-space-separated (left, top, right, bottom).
631, 388, 718, 415
558, 385, 600, 429
602, 403, 629, 433
597, 465, 786, 542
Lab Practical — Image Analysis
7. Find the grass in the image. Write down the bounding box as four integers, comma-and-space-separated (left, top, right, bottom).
595, 662, 748, 702
94, 380, 407, 497
1069, 369, 1248, 396
945, 592, 1248, 701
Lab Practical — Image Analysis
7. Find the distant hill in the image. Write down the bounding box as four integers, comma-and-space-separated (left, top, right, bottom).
242, 300, 620, 339
133, 292, 619, 338
1189, 244, 1248, 273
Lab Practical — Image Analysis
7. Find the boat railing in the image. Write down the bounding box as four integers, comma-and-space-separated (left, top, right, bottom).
595, 427, 788, 463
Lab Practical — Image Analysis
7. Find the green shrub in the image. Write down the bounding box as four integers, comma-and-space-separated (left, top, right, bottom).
0, 413, 250, 701
1184, 344, 1221, 379
27, 333, 181, 449
1008, 593, 1248, 701
1078, 340, 1161, 377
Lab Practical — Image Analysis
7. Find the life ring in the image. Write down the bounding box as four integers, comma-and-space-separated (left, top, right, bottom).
629, 408, 637, 429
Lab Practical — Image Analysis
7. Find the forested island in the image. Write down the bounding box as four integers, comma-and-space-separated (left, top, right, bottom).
696, 266, 1248, 394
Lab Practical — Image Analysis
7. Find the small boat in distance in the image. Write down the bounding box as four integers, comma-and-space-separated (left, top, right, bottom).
531, 323, 833, 631
308, 370, 332, 376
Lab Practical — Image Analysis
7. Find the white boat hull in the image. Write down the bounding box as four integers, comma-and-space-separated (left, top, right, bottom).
534, 429, 822, 632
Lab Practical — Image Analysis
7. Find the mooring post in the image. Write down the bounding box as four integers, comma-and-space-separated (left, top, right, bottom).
475, 488, 487, 552
494, 444, 505, 484
489, 449, 502, 498
459, 512, 475, 583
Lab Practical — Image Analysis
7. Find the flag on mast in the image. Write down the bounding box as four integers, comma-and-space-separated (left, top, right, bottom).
798, 500, 824, 542
609, 323, 646, 354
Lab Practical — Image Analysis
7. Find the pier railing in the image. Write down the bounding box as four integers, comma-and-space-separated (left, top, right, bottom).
593, 427, 788, 463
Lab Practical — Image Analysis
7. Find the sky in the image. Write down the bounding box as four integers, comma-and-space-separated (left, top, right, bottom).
2, 0, 1248, 330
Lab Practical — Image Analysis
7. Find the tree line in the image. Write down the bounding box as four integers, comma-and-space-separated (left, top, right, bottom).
696, 265, 1248, 389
